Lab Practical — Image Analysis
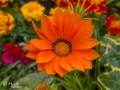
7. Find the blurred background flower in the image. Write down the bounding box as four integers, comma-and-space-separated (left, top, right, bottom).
20, 1, 45, 22
80, 0, 108, 15
106, 15, 120, 34
53, 0, 78, 8
0, 0, 13, 8
0, 11, 15, 37
49, 7, 66, 16
2, 43, 29, 64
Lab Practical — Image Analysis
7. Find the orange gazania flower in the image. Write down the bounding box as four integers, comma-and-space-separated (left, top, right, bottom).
80, 0, 108, 15
24, 8, 100, 77
106, 15, 120, 34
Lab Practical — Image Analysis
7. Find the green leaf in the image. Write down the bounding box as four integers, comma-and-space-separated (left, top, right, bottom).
24, 87, 32, 90
13, 13, 24, 23
115, 1, 120, 7
99, 34, 120, 69
0, 64, 13, 75
12, 72, 52, 90
114, 12, 120, 20
0, 76, 11, 89
97, 68, 120, 90
18, 33, 29, 38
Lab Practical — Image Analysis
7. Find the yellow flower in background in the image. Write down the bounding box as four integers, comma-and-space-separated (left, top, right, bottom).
0, 0, 13, 7
49, 7, 66, 16
0, 11, 15, 37
20, 1, 45, 22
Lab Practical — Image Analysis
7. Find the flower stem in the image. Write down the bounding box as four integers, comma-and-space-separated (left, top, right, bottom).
86, 70, 91, 89
93, 20, 101, 80
91, 81, 105, 90
74, 72, 84, 90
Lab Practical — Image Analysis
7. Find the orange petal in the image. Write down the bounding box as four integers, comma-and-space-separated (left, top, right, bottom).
60, 57, 74, 72
54, 8, 74, 39
53, 8, 62, 24
71, 19, 94, 44
67, 54, 85, 72
44, 15, 60, 39
54, 56, 67, 77
38, 63, 45, 71
72, 49, 100, 61
83, 61, 92, 69
63, 13, 74, 40
72, 38, 100, 50
66, 13, 81, 40
26, 51, 39, 59
24, 44, 40, 51
32, 21, 51, 43
44, 56, 57, 74
55, 11, 69, 38
41, 15, 59, 42
30, 39, 52, 50
36, 51, 56, 63
71, 51, 92, 69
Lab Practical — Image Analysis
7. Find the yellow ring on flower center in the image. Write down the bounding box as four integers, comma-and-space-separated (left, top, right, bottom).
52, 38, 72, 57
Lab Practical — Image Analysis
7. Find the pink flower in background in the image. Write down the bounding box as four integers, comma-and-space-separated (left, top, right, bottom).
2, 43, 29, 64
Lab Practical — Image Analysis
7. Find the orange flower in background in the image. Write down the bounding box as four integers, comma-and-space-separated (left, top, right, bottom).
106, 15, 120, 34
0, 0, 13, 7
35, 81, 51, 90
80, 0, 108, 15
20, 1, 45, 22
24, 8, 100, 77
0, 11, 15, 37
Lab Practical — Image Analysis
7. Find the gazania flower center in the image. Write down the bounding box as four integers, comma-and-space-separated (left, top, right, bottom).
52, 39, 72, 57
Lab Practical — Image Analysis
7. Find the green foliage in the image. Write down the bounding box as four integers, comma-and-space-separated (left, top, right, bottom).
115, 1, 120, 7
24, 87, 32, 90
52, 70, 90, 90
98, 68, 120, 90
99, 34, 120, 69
0, 76, 11, 90
12, 72, 52, 90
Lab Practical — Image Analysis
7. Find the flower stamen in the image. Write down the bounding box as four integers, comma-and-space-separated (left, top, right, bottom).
81, 3, 93, 17
64, 0, 74, 12
75, 0, 80, 13
79, 0, 87, 14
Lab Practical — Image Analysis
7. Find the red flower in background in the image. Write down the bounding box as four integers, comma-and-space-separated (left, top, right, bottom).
80, 0, 108, 15
53, 0, 78, 8
106, 15, 120, 34
0, 0, 13, 8
2, 43, 29, 64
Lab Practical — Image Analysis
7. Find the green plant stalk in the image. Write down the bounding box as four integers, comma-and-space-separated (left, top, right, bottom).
53, 76, 79, 90
74, 72, 84, 90
91, 81, 105, 90
86, 70, 91, 89
93, 21, 101, 80
63, 76, 79, 89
